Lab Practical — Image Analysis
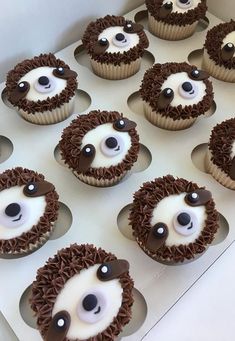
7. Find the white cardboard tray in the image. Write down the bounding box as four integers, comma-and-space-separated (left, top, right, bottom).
0, 4, 235, 341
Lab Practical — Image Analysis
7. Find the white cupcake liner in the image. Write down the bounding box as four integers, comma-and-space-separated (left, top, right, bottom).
18, 95, 75, 125
143, 101, 196, 130
90, 58, 141, 80
202, 50, 235, 83
205, 149, 235, 190
73, 171, 127, 187
148, 14, 198, 40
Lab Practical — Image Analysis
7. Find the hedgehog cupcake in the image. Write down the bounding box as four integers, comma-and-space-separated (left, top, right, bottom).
6, 53, 78, 124
59, 110, 140, 186
145, 0, 207, 40
140, 62, 213, 130
0, 167, 59, 256
82, 15, 149, 79
30, 244, 134, 341
129, 175, 219, 264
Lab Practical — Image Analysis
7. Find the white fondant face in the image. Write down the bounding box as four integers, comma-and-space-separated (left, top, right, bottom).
150, 193, 207, 247
163, 0, 200, 13
161, 72, 206, 107
98, 26, 139, 54
52, 264, 123, 340
18, 66, 67, 101
222, 31, 235, 56
81, 123, 132, 168
0, 185, 47, 240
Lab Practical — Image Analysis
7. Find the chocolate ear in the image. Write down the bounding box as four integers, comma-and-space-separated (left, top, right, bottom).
124, 21, 144, 33
188, 69, 209, 81
221, 43, 235, 62
159, 2, 173, 19
23, 180, 55, 197
77, 144, 96, 173
113, 117, 136, 132
229, 156, 235, 180
93, 39, 109, 55
9, 81, 30, 104
45, 310, 71, 341
185, 189, 212, 207
53, 67, 77, 80
157, 88, 174, 110
146, 223, 168, 252
97, 259, 129, 281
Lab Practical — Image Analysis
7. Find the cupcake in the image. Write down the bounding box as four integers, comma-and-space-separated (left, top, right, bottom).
140, 62, 213, 130
145, 0, 207, 40
129, 175, 219, 264
0, 167, 59, 256
206, 118, 235, 190
30, 244, 134, 341
6, 53, 78, 124
202, 20, 235, 82
82, 15, 149, 79
59, 110, 140, 187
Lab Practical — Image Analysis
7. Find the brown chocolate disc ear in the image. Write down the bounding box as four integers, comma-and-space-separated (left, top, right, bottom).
221, 43, 235, 62
113, 117, 136, 132
146, 223, 168, 252
159, 1, 173, 19
124, 21, 144, 33
93, 38, 109, 55
77, 144, 96, 173
188, 69, 209, 81
185, 189, 212, 207
23, 180, 55, 197
45, 310, 71, 341
53, 67, 77, 80
97, 259, 129, 281
229, 156, 235, 180
9, 81, 30, 104
157, 88, 174, 110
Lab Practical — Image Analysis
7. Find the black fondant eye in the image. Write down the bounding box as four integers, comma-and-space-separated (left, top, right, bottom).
163, 88, 174, 98
56, 67, 65, 75
152, 223, 168, 239
99, 38, 108, 46
17, 81, 29, 92
125, 21, 133, 32
97, 264, 111, 280
186, 192, 199, 204
23, 182, 38, 195
191, 69, 200, 78
114, 119, 125, 130
82, 144, 95, 157
224, 42, 234, 51
164, 1, 173, 9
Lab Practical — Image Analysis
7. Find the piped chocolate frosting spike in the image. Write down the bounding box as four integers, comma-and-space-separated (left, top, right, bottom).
97, 259, 129, 281
157, 88, 174, 110
23, 180, 55, 197
77, 144, 96, 173
146, 223, 168, 252
229, 156, 235, 180
159, 1, 173, 19
53, 67, 77, 80
45, 310, 71, 341
221, 43, 235, 62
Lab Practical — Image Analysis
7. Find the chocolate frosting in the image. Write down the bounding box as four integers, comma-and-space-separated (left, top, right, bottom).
0, 167, 59, 255
140, 62, 213, 120
145, 0, 207, 26
208, 118, 235, 177
30, 244, 134, 341
82, 15, 149, 65
59, 110, 140, 181
204, 20, 235, 69
129, 175, 219, 263
6, 53, 78, 114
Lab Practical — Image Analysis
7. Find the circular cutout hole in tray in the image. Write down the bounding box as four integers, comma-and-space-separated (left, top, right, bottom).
134, 10, 148, 28
132, 144, 152, 173
74, 44, 91, 70
127, 91, 143, 116
195, 16, 209, 32
141, 50, 155, 71
54, 144, 66, 167
191, 143, 208, 173
1, 88, 14, 109
211, 213, 229, 246
188, 48, 203, 69
0, 136, 13, 163
19, 285, 37, 329
117, 203, 135, 241
50, 202, 73, 240
204, 100, 216, 118
74, 89, 91, 113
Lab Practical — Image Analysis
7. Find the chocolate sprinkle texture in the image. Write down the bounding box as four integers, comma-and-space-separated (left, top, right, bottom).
6, 53, 78, 114
204, 20, 235, 69
140, 62, 213, 120
208, 118, 235, 176
145, 0, 207, 26
129, 175, 219, 263
0, 167, 59, 255
30, 244, 134, 341
82, 15, 149, 65
59, 110, 140, 181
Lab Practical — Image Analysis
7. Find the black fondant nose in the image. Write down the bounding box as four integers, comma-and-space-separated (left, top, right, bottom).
179, 0, 188, 3
5, 203, 21, 217
177, 212, 191, 226
38, 76, 49, 86
105, 137, 118, 149
82, 294, 98, 311
182, 82, 193, 92
115, 33, 125, 41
